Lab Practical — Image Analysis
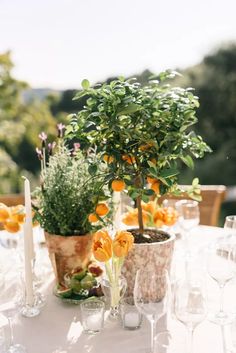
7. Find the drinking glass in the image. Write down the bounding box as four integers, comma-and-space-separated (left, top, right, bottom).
0, 279, 27, 353
80, 299, 105, 334
134, 269, 170, 353
120, 296, 143, 330
175, 200, 200, 258
224, 216, 236, 235
207, 240, 236, 325
175, 278, 207, 353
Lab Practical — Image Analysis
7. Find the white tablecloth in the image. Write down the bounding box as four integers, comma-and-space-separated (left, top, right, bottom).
1, 226, 236, 353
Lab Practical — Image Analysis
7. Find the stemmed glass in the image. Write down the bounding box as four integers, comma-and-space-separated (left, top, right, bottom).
134, 269, 170, 353
175, 277, 207, 353
0, 279, 27, 353
207, 240, 236, 325
175, 200, 200, 259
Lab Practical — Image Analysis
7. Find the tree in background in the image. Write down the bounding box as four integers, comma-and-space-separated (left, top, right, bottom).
174, 44, 236, 186
0, 52, 57, 193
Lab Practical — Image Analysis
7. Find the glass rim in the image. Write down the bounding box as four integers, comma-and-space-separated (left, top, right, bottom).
225, 215, 236, 221
175, 199, 199, 207
80, 298, 105, 309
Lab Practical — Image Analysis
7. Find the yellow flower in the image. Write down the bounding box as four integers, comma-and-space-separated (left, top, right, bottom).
113, 230, 134, 257
93, 229, 112, 262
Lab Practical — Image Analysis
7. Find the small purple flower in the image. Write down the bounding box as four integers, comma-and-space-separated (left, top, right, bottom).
36, 147, 43, 160
73, 142, 81, 151
57, 123, 66, 138
48, 141, 56, 156
38, 132, 48, 147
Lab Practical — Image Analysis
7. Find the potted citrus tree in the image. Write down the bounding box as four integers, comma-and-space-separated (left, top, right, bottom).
33, 126, 111, 298
66, 71, 211, 293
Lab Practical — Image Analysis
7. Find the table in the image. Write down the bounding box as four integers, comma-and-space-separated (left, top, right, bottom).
1, 226, 236, 353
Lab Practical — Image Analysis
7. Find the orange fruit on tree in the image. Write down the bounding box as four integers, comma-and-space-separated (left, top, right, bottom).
88, 213, 99, 223
4, 219, 21, 233
95, 203, 109, 217
146, 176, 157, 184
111, 179, 125, 192
122, 155, 136, 165
103, 154, 115, 164
151, 180, 160, 194
0, 204, 10, 222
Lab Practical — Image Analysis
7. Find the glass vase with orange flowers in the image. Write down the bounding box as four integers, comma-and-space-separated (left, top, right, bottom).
92, 229, 134, 318
66, 72, 211, 243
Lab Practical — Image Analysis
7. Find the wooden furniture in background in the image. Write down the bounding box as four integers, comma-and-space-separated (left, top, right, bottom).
159, 185, 227, 226
0, 193, 24, 206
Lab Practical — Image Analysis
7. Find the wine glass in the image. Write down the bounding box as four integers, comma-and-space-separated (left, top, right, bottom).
134, 269, 170, 353
175, 277, 207, 353
175, 200, 200, 259
207, 240, 236, 325
0, 278, 27, 353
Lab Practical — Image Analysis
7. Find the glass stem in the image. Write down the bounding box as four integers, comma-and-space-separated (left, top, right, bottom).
8, 317, 14, 346
187, 326, 194, 353
150, 319, 155, 353
219, 283, 225, 314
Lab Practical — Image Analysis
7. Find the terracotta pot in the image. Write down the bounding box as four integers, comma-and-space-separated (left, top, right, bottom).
122, 230, 175, 296
44, 232, 93, 284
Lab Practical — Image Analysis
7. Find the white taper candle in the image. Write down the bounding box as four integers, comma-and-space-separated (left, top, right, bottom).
23, 177, 34, 306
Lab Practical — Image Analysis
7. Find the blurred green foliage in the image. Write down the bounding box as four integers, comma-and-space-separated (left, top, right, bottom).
0, 52, 59, 193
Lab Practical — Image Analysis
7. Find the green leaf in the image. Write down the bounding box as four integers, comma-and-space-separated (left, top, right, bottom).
117, 103, 142, 115
144, 189, 155, 196
129, 190, 140, 199
192, 177, 199, 186
141, 194, 150, 203
81, 79, 90, 90
181, 155, 194, 169
88, 164, 98, 175
72, 90, 88, 100
159, 168, 179, 178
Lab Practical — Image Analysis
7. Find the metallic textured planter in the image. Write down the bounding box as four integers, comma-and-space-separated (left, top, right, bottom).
122, 230, 175, 296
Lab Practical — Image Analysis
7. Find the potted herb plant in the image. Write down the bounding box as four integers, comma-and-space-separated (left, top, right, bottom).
65, 72, 211, 293
33, 126, 111, 293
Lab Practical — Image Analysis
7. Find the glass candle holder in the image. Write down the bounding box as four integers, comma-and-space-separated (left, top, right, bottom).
80, 299, 105, 334
120, 296, 142, 330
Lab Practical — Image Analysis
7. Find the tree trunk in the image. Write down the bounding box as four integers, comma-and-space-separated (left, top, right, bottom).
136, 195, 144, 233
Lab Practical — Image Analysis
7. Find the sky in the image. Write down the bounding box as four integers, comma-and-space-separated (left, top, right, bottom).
1, 0, 236, 89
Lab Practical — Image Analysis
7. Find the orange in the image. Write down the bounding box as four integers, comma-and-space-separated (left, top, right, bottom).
111, 179, 125, 192
103, 155, 114, 164
95, 203, 109, 217
146, 176, 157, 184
139, 142, 154, 151
0, 205, 10, 222
88, 213, 99, 223
4, 219, 20, 233
151, 180, 160, 194
122, 155, 136, 165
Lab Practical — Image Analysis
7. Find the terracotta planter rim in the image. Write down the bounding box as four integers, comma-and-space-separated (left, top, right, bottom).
44, 231, 92, 238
